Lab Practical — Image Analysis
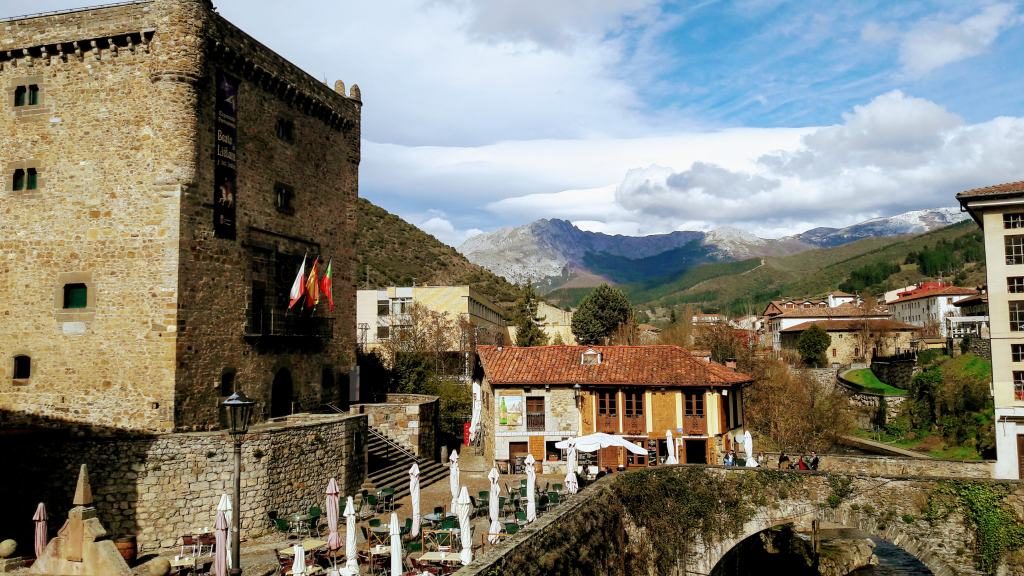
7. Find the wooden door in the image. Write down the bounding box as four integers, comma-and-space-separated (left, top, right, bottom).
651, 391, 676, 434
529, 436, 545, 462
599, 446, 621, 469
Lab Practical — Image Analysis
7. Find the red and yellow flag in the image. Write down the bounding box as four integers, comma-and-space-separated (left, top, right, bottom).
305, 259, 320, 309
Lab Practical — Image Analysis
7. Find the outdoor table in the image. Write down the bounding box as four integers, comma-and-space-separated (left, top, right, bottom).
288, 513, 311, 537
419, 551, 462, 564
423, 512, 456, 525
170, 554, 212, 574
279, 538, 328, 555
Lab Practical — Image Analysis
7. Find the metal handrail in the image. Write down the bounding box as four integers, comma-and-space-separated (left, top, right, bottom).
368, 426, 419, 462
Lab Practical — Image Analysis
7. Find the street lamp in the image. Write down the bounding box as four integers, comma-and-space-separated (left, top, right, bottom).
223, 391, 255, 576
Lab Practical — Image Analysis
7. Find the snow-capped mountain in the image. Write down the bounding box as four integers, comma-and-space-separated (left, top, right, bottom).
457, 208, 970, 288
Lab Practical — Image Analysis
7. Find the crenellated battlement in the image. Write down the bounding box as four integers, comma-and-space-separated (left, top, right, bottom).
0, 30, 154, 71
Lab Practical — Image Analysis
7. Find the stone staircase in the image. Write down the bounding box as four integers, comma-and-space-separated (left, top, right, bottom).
365, 428, 448, 502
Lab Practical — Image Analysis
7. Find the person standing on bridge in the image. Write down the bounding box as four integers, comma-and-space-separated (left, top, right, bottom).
778, 451, 790, 469
809, 451, 819, 470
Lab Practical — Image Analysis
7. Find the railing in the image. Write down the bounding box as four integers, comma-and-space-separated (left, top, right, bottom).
245, 308, 333, 338
526, 413, 545, 432
368, 426, 419, 462
682, 416, 706, 436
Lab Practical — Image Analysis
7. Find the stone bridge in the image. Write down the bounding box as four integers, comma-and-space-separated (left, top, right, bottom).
460, 458, 1022, 576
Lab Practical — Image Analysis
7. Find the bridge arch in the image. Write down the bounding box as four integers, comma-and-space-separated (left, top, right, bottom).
698, 502, 964, 576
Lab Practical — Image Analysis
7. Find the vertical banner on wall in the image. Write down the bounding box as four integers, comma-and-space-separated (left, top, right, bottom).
214, 71, 239, 239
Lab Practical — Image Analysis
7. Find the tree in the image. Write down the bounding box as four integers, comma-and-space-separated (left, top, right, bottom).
513, 286, 548, 347
571, 284, 631, 345
659, 304, 695, 348
796, 324, 831, 367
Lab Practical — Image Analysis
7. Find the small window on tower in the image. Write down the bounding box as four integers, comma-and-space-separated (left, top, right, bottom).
63, 283, 88, 309
12, 169, 25, 191
13, 355, 31, 380
27, 85, 39, 106
275, 117, 295, 143
220, 368, 236, 396
26, 168, 37, 190
274, 183, 294, 214
13, 86, 26, 107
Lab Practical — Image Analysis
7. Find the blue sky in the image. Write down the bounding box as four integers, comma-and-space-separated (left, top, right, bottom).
5, 0, 1024, 244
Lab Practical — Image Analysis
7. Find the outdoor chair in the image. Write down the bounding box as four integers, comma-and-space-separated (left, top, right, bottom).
519, 479, 527, 488
380, 487, 396, 513
179, 534, 197, 558
470, 495, 483, 518
548, 491, 561, 507
274, 518, 292, 535
553, 483, 563, 494
504, 522, 519, 535
308, 505, 323, 536
424, 529, 454, 552
401, 517, 412, 536
369, 518, 381, 528
515, 510, 527, 527
499, 495, 512, 518
197, 533, 215, 556
440, 517, 457, 530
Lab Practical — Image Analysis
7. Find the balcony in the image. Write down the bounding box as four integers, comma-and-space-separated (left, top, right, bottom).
682, 415, 706, 436
245, 307, 333, 340
526, 413, 545, 432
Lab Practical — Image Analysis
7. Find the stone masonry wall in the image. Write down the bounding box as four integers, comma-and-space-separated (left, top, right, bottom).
870, 358, 915, 389
0, 1, 180, 432
0, 413, 366, 553
351, 394, 439, 459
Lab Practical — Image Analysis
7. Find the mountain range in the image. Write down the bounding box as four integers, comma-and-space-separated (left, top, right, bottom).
457, 207, 969, 291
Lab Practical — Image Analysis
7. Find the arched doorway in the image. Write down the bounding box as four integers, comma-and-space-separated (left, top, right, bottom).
271, 368, 293, 418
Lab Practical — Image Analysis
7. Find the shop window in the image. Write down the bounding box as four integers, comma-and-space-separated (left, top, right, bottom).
62, 283, 88, 309
13, 355, 31, 379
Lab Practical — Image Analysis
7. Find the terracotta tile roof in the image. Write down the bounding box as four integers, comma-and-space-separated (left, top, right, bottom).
830, 290, 854, 297
775, 303, 888, 318
477, 345, 752, 387
780, 319, 920, 333
953, 293, 988, 307
890, 286, 977, 304
955, 180, 1024, 200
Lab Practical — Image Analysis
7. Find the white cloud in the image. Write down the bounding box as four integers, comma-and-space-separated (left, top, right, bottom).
413, 211, 484, 247
899, 3, 1020, 76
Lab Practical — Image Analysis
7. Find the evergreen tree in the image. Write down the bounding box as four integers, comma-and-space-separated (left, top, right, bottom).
571, 284, 632, 345
796, 324, 831, 367
514, 286, 548, 347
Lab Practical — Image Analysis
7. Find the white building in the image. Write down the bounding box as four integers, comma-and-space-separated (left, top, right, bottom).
957, 181, 1024, 479
888, 282, 977, 338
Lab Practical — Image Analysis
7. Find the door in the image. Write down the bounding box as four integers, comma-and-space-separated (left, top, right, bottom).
684, 439, 707, 464
598, 446, 621, 469
1017, 436, 1024, 479
271, 368, 293, 417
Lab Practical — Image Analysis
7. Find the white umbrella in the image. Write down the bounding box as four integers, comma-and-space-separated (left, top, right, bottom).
390, 512, 402, 576
291, 543, 306, 576
216, 493, 233, 568
564, 445, 578, 495
525, 454, 537, 523
409, 463, 422, 538
665, 430, 678, 465
487, 467, 501, 544
342, 496, 358, 576
457, 487, 473, 565
449, 450, 460, 514
554, 432, 647, 455
743, 430, 757, 467
469, 381, 482, 443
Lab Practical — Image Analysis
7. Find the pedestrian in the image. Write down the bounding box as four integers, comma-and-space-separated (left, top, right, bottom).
809, 451, 819, 470
797, 454, 809, 471
757, 452, 767, 467
723, 451, 735, 466
778, 451, 790, 469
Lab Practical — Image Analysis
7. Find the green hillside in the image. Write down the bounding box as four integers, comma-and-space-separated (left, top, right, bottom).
635, 220, 984, 315
355, 198, 521, 310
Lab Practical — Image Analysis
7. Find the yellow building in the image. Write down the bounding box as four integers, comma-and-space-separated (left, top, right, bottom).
477, 345, 752, 473
957, 181, 1024, 479
356, 285, 508, 350
507, 301, 577, 345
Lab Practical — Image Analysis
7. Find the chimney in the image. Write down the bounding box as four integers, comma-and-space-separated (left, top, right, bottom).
725, 358, 737, 370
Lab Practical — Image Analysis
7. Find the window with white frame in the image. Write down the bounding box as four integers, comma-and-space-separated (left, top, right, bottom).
1007, 235, 1024, 265
1011, 301, 1024, 332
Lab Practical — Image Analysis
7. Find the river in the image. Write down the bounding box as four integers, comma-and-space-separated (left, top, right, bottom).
851, 537, 932, 575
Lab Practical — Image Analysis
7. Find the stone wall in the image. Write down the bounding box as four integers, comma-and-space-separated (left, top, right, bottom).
965, 336, 993, 361
870, 358, 915, 389
845, 392, 906, 427
0, 413, 366, 553
351, 394, 438, 458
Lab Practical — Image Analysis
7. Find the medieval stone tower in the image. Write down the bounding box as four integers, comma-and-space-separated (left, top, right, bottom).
0, 0, 361, 433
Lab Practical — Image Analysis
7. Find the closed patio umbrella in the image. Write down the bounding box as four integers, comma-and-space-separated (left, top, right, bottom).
390, 512, 402, 576
564, 445, 578, 495
449, 449, 460, 514
216, 493, 232, 568
409, 463, 421, 538
487, 467, 501, 544
291, 543, 306, 576
325, 478, 341, 571
457, 487, 473, 565
213, 509, 228, 576
469, 381, 481, 442
525, 453, 537, 523
665, 430, 678, 465
32, 502, 46, 558
343, 496, 358, 575
743, 430, 757, 467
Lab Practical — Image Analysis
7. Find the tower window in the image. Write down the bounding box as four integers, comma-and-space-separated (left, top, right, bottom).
12, 169, 24, 191
12, 85, 40, 107
275, 118, 295, 143
14, 86, 26, 107
274, 183, 294, 214
26, 168, 37, 190
63, 283, 88, 309
28, 85, 39, 105
220, 368, 236, 396
13, 355, 31, 380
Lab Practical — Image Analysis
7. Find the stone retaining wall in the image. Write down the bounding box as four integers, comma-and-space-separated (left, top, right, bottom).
351, 394, 439, 459
756, 452, 991, 478
870, 359, 915, 390
0, 413, 366, 553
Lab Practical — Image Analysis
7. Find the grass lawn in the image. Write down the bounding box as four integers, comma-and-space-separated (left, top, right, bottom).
852, 429, 984, 460
843, 368, 908, 396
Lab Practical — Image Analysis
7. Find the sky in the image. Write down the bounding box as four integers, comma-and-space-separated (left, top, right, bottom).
6, 0, 1024, 245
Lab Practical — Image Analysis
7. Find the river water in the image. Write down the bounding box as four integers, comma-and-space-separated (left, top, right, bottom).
851, 537, 932, 575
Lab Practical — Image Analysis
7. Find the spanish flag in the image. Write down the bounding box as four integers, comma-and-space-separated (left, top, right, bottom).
288, 254, 306, 310
320, 259, 334, 312
305, 259, 320, 309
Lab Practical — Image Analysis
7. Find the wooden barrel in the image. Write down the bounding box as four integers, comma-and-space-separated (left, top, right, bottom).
114, 535, 137, 565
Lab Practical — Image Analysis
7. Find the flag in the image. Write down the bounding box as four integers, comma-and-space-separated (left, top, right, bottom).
320, 259, 334, 313
288, 255, 306, 310
305, 259, 320, 309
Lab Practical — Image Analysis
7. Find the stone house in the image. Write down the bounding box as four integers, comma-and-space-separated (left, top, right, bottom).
763, 302, 892, 351
476, 345, 753, 473
0, 0, 361, 433
779, 319, 919, 365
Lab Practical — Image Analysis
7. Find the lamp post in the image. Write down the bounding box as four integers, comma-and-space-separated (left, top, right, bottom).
223, 391, 255, 576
